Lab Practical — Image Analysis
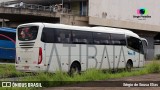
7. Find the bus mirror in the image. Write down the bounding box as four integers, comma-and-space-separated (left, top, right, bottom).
141, 38, 148, 46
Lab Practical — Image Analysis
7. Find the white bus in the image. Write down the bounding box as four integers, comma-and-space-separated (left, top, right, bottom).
16, 23, 148, 74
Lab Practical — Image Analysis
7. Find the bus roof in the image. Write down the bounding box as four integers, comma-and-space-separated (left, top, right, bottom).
18, 23, 140, 38
0, 27, 16, 33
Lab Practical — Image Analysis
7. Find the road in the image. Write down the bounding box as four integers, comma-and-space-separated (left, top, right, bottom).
43, 73, 160, 90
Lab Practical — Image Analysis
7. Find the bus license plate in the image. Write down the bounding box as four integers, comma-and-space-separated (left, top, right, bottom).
24, 66, 29, 70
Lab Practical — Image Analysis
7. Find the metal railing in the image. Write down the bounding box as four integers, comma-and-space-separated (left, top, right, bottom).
0, 1, 88, 16
0, 1, 51, 11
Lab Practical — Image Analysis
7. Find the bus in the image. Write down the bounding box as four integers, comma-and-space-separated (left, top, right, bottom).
16, 23, 148, 74
0, 27, 16, 61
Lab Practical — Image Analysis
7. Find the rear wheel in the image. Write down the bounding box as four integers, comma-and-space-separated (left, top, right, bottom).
126, 61, 133, 72
69, 62, 81, 76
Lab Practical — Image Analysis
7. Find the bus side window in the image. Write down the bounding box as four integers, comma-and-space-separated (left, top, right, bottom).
72, 30, 92, 44
101, 40, 109, 44
73, 39, 78, 43
59, 33, 65, 42
41, 28, 55, 43
82, 39, 88, 44
94, 40, 100, 44
111, 34, 126, 45
55, 29, 71, 43
41, 31, 46, 42
93, 32, 110, 45
72, 33, 78, 43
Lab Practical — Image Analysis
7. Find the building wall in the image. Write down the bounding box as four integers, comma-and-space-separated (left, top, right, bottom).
60, 14, 88, 26
0, 0, 15, 3
132, 31, 157, 60
154, 45, 160, 57
15, 0, 84, 5
88, 0, 160, 60
88, 0, 160, 32
143, 36, 154, 60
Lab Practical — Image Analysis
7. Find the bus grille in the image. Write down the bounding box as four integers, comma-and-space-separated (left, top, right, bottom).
19, 42, 35, 48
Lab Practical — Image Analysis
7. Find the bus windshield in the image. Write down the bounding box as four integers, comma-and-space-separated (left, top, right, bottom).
127, 36, 144, 54
18, 26, 38, 41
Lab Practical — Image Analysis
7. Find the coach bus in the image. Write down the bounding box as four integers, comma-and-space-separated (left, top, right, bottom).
0, 27, 16, 61
16, 23, 148, 74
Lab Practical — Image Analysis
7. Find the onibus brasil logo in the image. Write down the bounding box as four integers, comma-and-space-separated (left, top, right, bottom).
1, 82, 42, 87
133, 8, 151, 20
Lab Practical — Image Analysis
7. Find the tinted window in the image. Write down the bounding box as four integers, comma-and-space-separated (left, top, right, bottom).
72, 31, 93, 44
154, 33, 160, 45
93, 32, 110, 45
41, 28, 55, 43
111, 34, 126, 45
127, 36, 144, 53
55, 29, 71, 43
154, 40, 160, 45
0, 31, 15, 41
18, 26, 38, 41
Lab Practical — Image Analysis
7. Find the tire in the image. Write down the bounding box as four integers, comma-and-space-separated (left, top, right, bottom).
126, 62, 132, 72
69, 62, 81, 76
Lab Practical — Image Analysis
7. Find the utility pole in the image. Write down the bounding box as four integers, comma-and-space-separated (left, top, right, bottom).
60, 0, 64, 24
62, 0, 63, 13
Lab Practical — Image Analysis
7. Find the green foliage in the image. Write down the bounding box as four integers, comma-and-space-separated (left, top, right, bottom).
146, 61, 160, 73
155, 54, 160, 60
0, 61, 160, 90
0, 64, 32, 79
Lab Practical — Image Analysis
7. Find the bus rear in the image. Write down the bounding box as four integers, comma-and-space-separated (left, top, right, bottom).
16, 23, 46, 72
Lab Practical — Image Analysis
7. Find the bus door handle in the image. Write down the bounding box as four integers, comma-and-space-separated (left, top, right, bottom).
92, 56, 94, 58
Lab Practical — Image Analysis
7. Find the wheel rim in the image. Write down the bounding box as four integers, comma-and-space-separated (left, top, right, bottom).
126, 63, 132, 71
71, 66, 79, 75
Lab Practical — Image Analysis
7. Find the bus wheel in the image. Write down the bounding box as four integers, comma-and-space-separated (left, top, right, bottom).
69, 62, 81, 76
126, 60, 133, 72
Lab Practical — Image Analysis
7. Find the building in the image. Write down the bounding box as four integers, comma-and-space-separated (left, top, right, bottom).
87, 0, 160, 60
0, 0, 160, 60
0, 0, 14, 3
